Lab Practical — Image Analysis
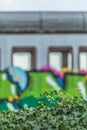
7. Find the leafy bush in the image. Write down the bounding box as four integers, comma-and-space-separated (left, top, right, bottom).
0, 91, 87, 130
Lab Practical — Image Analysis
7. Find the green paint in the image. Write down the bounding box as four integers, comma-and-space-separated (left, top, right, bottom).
65, 74, 86, 98
19, 96, 58, 108
0, 73, 17, 99
20, 71, 61, 99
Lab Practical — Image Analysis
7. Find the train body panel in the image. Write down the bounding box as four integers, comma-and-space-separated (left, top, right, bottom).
0, 34, 87, 70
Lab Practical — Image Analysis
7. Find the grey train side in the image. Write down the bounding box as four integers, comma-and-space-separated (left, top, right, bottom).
0, 11, 87, 70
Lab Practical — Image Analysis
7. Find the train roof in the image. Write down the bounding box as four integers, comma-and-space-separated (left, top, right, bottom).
0, 12, 87, 33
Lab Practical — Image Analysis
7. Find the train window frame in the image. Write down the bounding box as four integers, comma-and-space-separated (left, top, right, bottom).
48, 46, 73, 70
12, 47, 36, 71
78, 47, 87, 70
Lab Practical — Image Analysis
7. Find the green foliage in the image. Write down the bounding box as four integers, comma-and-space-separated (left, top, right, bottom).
0, 91, 87, 129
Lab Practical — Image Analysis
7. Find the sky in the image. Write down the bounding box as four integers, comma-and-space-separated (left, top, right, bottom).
0, 0, 87, 11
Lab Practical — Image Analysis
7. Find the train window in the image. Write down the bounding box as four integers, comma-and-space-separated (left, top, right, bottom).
48, 47, 73, 70
12, 47, 36, 71
79, 47, 87, 70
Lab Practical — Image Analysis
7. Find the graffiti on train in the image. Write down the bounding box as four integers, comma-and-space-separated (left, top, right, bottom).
0, 66, 87, 110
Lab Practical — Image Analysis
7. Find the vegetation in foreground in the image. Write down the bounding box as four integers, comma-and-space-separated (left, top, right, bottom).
0, 91, 87, 130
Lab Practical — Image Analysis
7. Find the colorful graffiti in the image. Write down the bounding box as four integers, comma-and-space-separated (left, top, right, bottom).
0, 66, 87, 111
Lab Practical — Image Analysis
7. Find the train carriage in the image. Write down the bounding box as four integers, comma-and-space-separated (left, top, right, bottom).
0, 12, 87, 71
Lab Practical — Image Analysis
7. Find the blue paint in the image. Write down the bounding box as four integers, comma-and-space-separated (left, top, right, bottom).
7, 67, 28, 93
12, 102, 21, 109
56, 76, 64, 89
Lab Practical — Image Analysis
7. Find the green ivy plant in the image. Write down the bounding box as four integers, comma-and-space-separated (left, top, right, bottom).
0, 91, 87, 130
